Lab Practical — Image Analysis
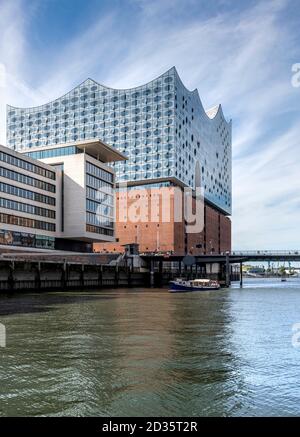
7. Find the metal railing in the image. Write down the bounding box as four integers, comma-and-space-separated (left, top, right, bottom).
231, 250, 300, 256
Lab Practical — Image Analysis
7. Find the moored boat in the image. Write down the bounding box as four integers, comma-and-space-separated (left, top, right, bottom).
169, 278, 220, 292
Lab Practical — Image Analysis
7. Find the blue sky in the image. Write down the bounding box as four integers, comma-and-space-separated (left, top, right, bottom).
0, 0, 299, 249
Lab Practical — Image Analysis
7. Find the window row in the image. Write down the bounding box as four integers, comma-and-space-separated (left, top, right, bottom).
86, 224, 114, 237
0, 182, 56, 206
86, 187, 114, 206
86, 212, 114, 229
0, 212, 56, 232
0, 151, 55, 180
0, 197, 56, 219
25, 146, 78, 160
86, 174, 113, 190
86, 162, 113, 184
9, 109, 174, 125
116, 162, 174, 172
117, 170, 172, 180
11, 115, 174, 127
0, 167, 56, 193
86, 199, 113, 217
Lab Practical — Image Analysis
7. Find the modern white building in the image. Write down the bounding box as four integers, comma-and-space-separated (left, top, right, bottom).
0, 140, 126, 251
0, 144, 58, 249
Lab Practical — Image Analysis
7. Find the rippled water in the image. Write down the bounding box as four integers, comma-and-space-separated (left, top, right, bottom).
1, 278, 300, 416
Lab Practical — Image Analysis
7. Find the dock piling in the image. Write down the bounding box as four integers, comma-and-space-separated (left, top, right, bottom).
240, 262, 243, 288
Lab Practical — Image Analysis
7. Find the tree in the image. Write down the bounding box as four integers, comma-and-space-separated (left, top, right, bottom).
279, 266, 286, 277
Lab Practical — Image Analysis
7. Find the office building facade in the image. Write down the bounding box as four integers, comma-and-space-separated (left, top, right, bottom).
0, 144, 58, 249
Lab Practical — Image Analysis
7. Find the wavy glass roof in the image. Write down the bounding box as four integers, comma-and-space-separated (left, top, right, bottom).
7, 67, 232, 214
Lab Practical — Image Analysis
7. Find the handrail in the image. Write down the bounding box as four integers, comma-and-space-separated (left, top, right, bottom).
231, 250, 300, 256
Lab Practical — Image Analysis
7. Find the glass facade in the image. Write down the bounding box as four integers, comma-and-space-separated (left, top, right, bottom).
7, 67, 231, 214
25, 146, 78, 160
85, 161, 114, 234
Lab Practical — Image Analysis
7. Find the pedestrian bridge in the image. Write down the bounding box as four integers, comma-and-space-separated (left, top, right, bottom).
140, 250, 300, 263
140, 251, 300, 287
218, 250, 300, 263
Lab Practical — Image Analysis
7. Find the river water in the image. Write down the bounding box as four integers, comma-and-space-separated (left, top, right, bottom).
0, 278, 300, 417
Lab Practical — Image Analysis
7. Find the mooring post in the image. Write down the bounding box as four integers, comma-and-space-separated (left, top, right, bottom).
8, 261, 14, 291
225, 252, 230, 287
240, 262, 243, 288
158, 260, 163, 286
35, 262, 41, 290
61, 261, 67, 289
178, 261, 182, 276
150, 260, 155, 287
114, 265, 119, 288
80, 264, 85, 287
184, 263, 188, 279
127, 262, 131, 286
98, 265, 103, 288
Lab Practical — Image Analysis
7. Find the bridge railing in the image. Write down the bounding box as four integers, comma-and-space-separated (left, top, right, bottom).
231, 250, 300, 256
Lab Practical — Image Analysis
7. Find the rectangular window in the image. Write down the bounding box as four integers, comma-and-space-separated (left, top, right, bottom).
86, 161, 114, 184
0, 212, 56, 232
86, 199, 113, 216
0, 197, 55, 219
0, 167, 56, 193
86, 186, 114, 205
0, 182, 56, 206
25, 146, 77, 161
0, 151, 56, 180
86, 212, 113, 229
86, 174, 112, 190
86, 224, 114, 236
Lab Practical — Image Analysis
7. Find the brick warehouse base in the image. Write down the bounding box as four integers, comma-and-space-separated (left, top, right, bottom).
94, 186, 231, 255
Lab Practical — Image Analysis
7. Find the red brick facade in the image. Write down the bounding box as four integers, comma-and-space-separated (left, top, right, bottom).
94, 186, 231, 255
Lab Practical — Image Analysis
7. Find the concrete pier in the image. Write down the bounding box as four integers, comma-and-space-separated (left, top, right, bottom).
0, 249, 257, 292
0, 258, 147, 292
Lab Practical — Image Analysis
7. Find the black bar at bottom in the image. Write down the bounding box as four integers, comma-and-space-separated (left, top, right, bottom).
0, 417, 298, 435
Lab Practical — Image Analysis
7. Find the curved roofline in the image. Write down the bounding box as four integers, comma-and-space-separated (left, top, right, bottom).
7, 66, 231, 124
172, 67, 231, 125
205, 103, 231, 125
7, 67, 176, 111
7, 77, 100, 112
87, 66, 176, 92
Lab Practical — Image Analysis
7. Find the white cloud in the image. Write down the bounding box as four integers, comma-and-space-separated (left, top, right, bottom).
0, 0, 299, 249
0, 0, 46, 143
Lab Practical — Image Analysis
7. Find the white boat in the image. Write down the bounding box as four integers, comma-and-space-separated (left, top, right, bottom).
169, 278, 220, 293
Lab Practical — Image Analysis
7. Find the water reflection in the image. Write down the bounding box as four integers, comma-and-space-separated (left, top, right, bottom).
0, 280, 300, 416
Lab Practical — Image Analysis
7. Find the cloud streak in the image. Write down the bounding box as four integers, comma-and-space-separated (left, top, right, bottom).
0, 0, 299, 249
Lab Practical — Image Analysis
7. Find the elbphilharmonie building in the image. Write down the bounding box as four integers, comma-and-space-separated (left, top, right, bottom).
6, 67, 232, 254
